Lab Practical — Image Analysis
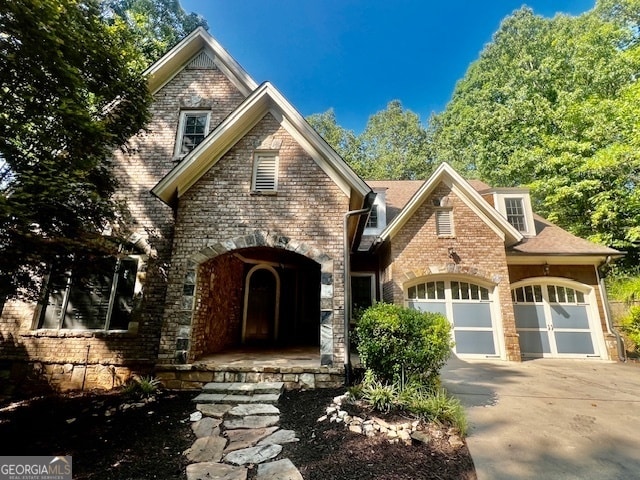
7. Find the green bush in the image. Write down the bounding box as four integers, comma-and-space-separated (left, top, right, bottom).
622, 305, 640, 350
402, 388, 468, 435
355, 303, 453, 387
362, 379, 398, 413
122, 375, 160, 399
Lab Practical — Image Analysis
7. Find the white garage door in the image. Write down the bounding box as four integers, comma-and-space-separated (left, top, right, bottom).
407, 279, 501, 358
512, 283, 602, 358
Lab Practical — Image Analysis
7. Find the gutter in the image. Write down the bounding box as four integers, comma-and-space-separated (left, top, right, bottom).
343, 206, 372, 387
596, 257, 626, 362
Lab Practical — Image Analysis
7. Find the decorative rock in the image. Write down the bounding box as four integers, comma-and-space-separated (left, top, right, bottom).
257, 429, 299, 445
186, 462, 247, 480
317, 415, 327, 422
224, 415, 279, 430
192, 417, 222, 438
190, 411, 203, 422
349, 425, 362, 434
184, 435, 227, 463
398, 430, 412, 442
448, 435, 465, 448
223, 444, 282, 466
197, 403, 232, 418
224, 427, 278, 452
228, 404, 280, 417
256, 458, 303, 480
411, 431, 431, 444
326, 406, 337, 414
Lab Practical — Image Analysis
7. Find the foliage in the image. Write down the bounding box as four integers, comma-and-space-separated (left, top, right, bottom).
401, 387, 467, 435
308, 101, 433, 180
607, 276, 640, 304
361, 378, 398, 414
103, 0, 207, 68
123, 375, 161, 398
428, 1, 640, 267
621, 306, 640, 351
0, 0, 152, 298
355, 303, 452, 387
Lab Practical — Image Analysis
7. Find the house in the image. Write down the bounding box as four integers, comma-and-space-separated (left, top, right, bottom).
0, 28, 623, 393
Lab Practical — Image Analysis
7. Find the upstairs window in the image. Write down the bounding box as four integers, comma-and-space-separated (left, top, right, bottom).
505, 198, 527, 232
252, 153, 278, 192
366, 205, 378, 229
175, 111, 210, 157
436, 209, 453, 236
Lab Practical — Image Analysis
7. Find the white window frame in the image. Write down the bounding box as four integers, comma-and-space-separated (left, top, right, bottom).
493, 190, 536, 237
174, 110, 211, 158
251, 152, 279, 193
364, 189, 387, 235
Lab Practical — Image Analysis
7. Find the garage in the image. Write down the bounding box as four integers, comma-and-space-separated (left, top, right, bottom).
511, 280, 605, 358
407, 278, 502, 358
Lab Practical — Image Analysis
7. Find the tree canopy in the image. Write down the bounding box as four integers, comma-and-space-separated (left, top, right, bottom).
428, 0, 640, 264
0, 0, 152, 298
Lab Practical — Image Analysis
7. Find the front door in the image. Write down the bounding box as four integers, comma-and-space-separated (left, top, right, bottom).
243, 266, 279, 344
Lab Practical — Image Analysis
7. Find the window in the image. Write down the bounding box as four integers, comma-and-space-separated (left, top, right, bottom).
408, 281, 445, 300
505, 198, 527, 232
351, 274, 375, 320
436, 209, 453, 236
175, 111, 210, 157
38, 256, 139, 331
366, 205, 378, 229
252, 153, 278, 192
451, 281, 489, 301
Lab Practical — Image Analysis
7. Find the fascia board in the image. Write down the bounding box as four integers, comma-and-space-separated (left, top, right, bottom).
506, 254, 610, 266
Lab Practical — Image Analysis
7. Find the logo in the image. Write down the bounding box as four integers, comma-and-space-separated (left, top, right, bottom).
0, 456, 72, 480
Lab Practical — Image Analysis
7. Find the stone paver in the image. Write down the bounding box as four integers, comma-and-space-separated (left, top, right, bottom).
256, 458, 303, 480
186, 462, 247, 480
223, 444, 283, 466
197, 403, 232, 418
192, 417, 222, 438
257, 429, 298, 445
228, 404, 280, 417
184, 435, 227, 463
224, 427, 279, 453
224, 415, 279, 430
193, 393, 226, 404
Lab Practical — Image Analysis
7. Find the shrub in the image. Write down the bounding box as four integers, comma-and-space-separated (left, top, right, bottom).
362, 379, 398, 413
621, 305, 640, 350
122, 375, 160, 399
355, 303, 453, 387
401, 388, 468, 435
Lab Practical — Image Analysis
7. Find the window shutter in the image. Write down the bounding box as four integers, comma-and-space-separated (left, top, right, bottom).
253, 155, 278, 191
436, 209, 453, 236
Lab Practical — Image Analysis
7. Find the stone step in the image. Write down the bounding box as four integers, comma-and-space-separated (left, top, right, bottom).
193, 392, 280, 405
202, 382, 284, 396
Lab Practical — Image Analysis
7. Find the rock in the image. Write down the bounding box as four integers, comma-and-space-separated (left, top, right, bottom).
449, 435, 465, 448
223, 444, 282, 466
197, 403, 232, 418
257, 429, 299, 445
186, 462, 247, 480
191, 417, 222, 438
223, 415, 279, 430
228, 404, 279, 417
387, 430, 398, 439
411, 431, 431, 444
372, 417, 390, 429
184, 435, 227, 463
326, 406, 337, 414
224, 427, 278, 452
66, 418, 76, 424
333, 395, 346, 405
398, 430, 412, 441
256, 458, 303, 480
190, 411, 203, 422
349, 425, 362, 434
317, 415, 327, 422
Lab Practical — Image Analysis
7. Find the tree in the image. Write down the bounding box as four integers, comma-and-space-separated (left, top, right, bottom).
428, 2, 640, 264
0, 0, 152, 298
306, 109, 364, 173
103, 0, 208, 67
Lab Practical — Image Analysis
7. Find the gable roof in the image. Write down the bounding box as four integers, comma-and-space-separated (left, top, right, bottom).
376, 163, 524, 247
144, 27, 258, 96
152, 81, 372, 206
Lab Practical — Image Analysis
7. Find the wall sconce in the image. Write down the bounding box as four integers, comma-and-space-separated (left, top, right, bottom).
448, 247, 456, 258
543, 263, 550, 276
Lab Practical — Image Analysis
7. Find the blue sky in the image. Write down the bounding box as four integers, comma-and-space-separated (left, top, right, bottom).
180, 0, 595, 133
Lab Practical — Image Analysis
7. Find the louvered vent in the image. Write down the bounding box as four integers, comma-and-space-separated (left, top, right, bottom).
188, 50, 215, 69
436, 209, 453, 236
253, 155, 278, 191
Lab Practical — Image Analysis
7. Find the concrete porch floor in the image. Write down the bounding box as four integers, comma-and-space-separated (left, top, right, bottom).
195, 346, 322, 369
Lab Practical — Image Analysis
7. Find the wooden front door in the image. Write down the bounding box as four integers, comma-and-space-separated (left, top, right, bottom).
243, 266, 279, 344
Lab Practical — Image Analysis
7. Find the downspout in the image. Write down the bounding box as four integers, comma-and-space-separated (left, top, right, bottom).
343, 207, 372, 387
596, 257, 626, 362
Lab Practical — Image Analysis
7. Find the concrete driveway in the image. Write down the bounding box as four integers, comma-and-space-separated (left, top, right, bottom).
442, 357, 640, 480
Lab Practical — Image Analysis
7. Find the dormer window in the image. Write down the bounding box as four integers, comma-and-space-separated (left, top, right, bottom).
175, 111, 210, 157
366, 205, 378, 229
252, 152, 279, 193
492, 189, 536, 237
505, 198, 527, 232
364, 189, 387, 235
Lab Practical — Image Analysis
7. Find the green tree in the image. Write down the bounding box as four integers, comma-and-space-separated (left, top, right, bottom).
428, 2, 640, 263
306, 109, 363, 172
0, 0, 152, 298
103, 0, 208, 67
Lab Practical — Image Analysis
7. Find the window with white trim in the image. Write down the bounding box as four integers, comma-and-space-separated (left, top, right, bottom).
505, 198, 527, 232
175, 111, 210, 157
252, 153, 278, 192
366, 205, 378, 229
363, 189, 387, 235
435, 208, 453, 236
38, 256, 140, 331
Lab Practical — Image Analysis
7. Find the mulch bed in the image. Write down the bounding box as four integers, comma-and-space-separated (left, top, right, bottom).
0, 387, 476, 480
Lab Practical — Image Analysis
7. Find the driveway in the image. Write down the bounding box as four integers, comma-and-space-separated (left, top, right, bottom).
442, 357, 640, 480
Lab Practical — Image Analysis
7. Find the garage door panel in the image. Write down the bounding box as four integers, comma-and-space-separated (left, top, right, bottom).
550, 305, 590, 329
555, 332, 595, 355
514, 305, 546, 329
518, 331, 551, 354
454, 331, 496, 355
452, 303, 492, 328
408, 301, 447, 317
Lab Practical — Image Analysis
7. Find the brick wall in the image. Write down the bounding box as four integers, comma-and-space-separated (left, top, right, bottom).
382, 184, 521, 360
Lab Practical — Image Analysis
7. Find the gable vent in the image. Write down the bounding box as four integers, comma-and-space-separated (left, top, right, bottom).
187, 50, 216, 70
436, 209, 453, 236
253, 154, 278, 192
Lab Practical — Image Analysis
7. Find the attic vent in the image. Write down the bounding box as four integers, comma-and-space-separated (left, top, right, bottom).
252, 154, 278, 192
436, 209, 453, 236
188, 50, 215, 69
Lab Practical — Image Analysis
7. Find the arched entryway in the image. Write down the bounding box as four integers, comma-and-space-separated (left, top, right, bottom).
242, 265, 280, 344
